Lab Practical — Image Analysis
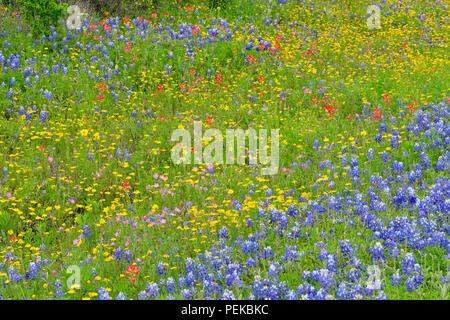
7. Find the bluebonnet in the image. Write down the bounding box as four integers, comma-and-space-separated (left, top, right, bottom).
115, 292, 126, 300
97, 287, 111, 300
39, 110, 48, 122
367, 148, 374, 160
368, 242, 385, 262
400, 253, 417, 276
381, 151, 389, 163
218, 226, 229, 239
222, 289, 236, 300
82, 225, 91, 238
157, 262, 167, 276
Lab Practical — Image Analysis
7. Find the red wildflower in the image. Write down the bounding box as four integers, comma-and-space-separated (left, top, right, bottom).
122, 181, 130, 190
98, 83, 107, 92
246, 55, 257, 63
373, 108, 382, 119
324, 105, 335, 116
216, 73, 222, 83
125, 265, 139, 283
275, 41, 281, 50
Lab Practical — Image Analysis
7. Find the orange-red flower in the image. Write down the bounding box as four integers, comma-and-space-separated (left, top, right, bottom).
216, 73, 222, 83
125, 265, 139, 283
122, 181, 130, 190
98, 83, 107, 92
373, 108, 382, 119
324, 105, 335, 116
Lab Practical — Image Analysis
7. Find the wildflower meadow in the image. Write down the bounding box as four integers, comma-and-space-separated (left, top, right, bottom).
0, 0, 449, 301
